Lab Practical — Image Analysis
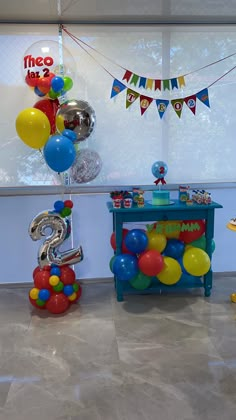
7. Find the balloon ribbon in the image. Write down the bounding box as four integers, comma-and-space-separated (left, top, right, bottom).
154, 178, 166, 185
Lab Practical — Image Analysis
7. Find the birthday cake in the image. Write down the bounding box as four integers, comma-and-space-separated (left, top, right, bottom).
152, 190, 170, 206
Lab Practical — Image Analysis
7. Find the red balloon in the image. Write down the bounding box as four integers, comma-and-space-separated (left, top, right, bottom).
29, 296, 46, 310
179, 219, 205, 244
138, 249, 164, 276
34, 270, 53, 291
46, 293, 70, 314
60, 265, 76, 285
34, 98, 60, 134
64, 200, 73, 208
37, 77, 52, 94
110, 229, 133, 254
33, 266, 41, 280
74, 285, 82, 302
25, 74, 38, 88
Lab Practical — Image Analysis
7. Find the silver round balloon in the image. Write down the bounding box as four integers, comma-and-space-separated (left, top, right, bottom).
70, 149, 102, 184
57, 99, 96, 142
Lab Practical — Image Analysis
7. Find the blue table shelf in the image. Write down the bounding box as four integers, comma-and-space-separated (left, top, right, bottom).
107, 199, 223, 301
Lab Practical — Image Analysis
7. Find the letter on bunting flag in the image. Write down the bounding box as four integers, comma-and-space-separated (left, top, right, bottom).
110, 79, 126, 98
171, 99, 184, 118
140, 96, 153, 115
196, 88, 210, 108
126, 89, 140, 108
156, 99, 169, 119
184, 95, 197, 114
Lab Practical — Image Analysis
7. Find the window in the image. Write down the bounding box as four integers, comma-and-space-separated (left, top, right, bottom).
1, 24, 236, 189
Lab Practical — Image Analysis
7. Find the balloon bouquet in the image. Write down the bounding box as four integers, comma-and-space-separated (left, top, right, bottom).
109, 222, 214, 292
15, 40, 102, 182
29, 199, 83, 314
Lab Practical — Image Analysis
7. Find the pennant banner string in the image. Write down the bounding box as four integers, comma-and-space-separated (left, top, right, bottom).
62, 25, 236, 83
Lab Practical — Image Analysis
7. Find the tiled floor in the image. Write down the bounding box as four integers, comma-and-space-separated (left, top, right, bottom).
0, 276, 236, 420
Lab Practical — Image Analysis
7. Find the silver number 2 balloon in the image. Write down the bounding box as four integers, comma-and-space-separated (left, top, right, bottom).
29, 211, 83, 268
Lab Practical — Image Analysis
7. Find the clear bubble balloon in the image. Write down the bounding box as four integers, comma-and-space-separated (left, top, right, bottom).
56, 99, 96, 142
23, 40, 76, 95
70, 149, 102, 183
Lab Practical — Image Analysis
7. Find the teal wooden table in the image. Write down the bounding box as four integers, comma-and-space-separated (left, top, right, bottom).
107, 200, 223, 301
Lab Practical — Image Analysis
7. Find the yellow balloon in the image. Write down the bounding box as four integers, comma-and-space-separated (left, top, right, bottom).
56, 114, 65, 132
15, 107, 50, 149
183, 247, 211, 277
68, 292, 77, 301
147, 231, 167, 253
157, 256, 182, 285
29, 287, 39, 300
49, 275, 60, 286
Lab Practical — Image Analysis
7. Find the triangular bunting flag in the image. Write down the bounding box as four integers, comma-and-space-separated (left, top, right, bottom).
163, 79, 170, 90
196, 88, 210, 108
171, 78, 178, 90
130, 73, 139, 86
110, 79, 126, 98
184, 95, 197, 114
139, 77, 147, 88
171, 99, 184, 118
140, 95, 153, 115
146, 79, 154, 90
154, 80, 161, 91
156, 99, 169, 119
122, 70, 132, 83
126, 89, 140, 109
178, 76, 185, 88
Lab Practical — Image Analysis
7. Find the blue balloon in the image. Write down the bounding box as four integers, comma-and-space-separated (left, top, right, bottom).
63, 285, 74, 296
113, 254, 138, 281
38, 288, 50, 301
62, 129, 77, 142
43, 134, 76, 172
124, 229, 148, 254
51, 76, 65, 93
151, 161, 168, 179
50, 266, 61, 276
54, 200, 65, 212
164, 239, 185, 259
34, 86, 46, 97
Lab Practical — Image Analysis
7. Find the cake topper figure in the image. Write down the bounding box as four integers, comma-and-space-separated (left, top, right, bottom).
151, 161, 168, 185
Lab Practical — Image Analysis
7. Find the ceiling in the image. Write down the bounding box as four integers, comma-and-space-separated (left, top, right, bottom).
1, 0, 236, 24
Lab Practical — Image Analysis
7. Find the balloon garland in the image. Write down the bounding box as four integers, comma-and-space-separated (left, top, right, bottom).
29, 200, 83, 314
110, 221, 214, 290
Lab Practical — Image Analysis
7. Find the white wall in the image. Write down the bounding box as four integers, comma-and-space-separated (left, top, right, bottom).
0, 188, 235, 284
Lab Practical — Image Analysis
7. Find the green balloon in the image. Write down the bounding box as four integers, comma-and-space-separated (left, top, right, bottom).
53, 281, 64, 292
190, 235, 206, 250
129, 271, 152, 290
73, 282, 79, 292
190, 235, 215, 253
63, 76, 73, 92
48, 88, 60, 99
109, 256, 116, 273
36, 298, 46, 307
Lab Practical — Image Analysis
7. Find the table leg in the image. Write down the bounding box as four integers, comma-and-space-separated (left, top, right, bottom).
114, 217, 124, 302
204, 209, 214, 297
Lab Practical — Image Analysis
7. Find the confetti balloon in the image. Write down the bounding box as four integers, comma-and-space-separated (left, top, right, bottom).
56, 99, 96, 142
70, 149, 102, 183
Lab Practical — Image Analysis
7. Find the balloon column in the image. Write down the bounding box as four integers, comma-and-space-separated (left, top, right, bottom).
109, 220, 214, 291
15, 40, 101, 183
28, 200, 83, 314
